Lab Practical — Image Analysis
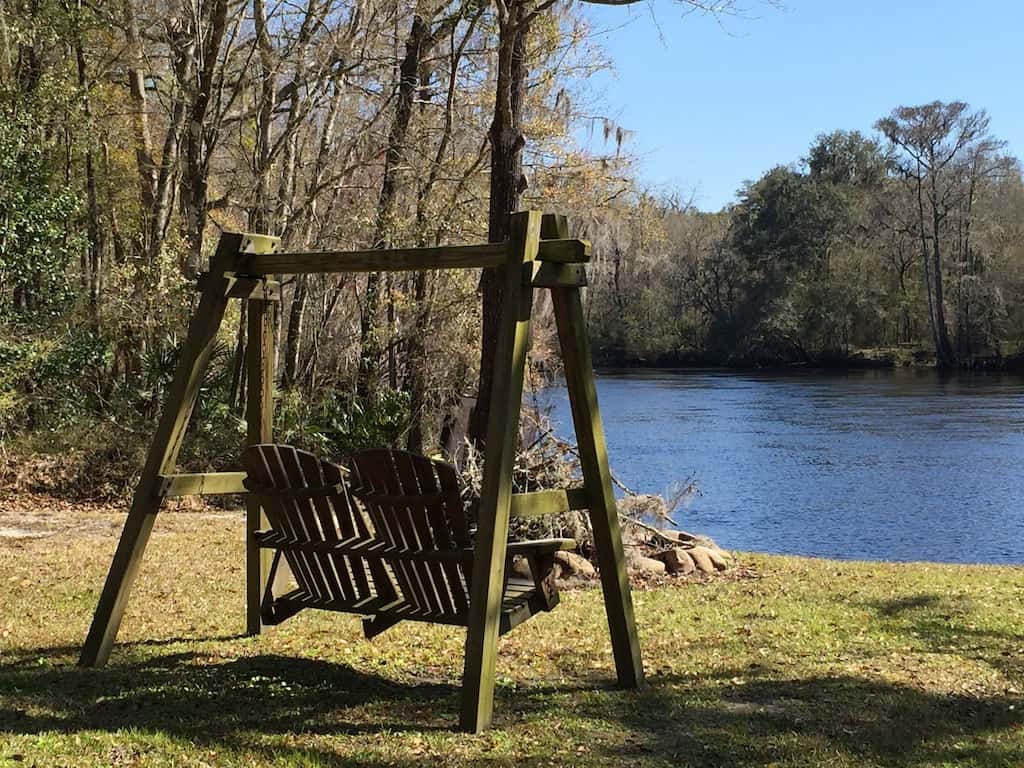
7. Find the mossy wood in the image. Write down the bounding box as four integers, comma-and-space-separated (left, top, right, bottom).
79, 211, 643, 732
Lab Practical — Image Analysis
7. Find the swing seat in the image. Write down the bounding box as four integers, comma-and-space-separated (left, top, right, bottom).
242, 444, 575, 638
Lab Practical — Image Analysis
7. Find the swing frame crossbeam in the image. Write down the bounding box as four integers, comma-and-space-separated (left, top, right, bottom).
78, 210, 643, 733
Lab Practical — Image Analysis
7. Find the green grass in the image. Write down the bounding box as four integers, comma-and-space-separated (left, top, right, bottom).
1, 499, 1023, 766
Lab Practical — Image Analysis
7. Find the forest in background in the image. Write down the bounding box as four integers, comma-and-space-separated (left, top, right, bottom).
587, 110, 1024, 368
1, 0, 1023, 497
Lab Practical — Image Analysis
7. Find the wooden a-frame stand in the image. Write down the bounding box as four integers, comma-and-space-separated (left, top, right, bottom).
79, 211, 644, 732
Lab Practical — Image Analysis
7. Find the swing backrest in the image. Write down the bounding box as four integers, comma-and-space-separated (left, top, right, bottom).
348, 449, 473, 618
242, 444, 391, 607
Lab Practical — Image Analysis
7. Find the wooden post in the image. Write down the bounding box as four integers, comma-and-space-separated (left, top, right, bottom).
245, 295, 277, 635
545, 213, 644, 690
459, 211, 541, 732
79, 234, 243, 667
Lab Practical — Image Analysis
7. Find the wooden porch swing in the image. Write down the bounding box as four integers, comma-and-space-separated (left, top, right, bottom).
79, 210, 644, 732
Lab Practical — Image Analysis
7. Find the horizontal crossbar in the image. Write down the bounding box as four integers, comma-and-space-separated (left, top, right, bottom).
158, 473, 592, 518
509, 487, 590, 518
233, 239, 589, 275
197, 272, 281, 301
158, 472, 248, 497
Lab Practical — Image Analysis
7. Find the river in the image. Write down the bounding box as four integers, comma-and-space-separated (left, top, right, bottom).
542, 368, 1024, 564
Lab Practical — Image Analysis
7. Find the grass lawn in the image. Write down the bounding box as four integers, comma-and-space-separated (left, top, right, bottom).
1, 496, 1023, 767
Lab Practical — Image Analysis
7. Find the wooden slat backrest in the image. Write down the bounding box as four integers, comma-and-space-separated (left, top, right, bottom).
242, 444, 389, 605
349, 450, 470, 616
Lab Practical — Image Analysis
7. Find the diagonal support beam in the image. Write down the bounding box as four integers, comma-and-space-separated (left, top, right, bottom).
79, 232, 278, 667
545, 213, 644, 691
459, 211, 541, 733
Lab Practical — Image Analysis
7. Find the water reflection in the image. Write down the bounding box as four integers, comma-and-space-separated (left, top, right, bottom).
541, 368, 1024, 564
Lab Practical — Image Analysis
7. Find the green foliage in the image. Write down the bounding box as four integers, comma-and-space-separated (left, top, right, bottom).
584, 109, 1024, 369
0, 328, 109, 437
806, 130, 891, 188
277, 387, 411, 460
703, 165, 857, 361
0, 92, 84, 318
137, 336, 233, 420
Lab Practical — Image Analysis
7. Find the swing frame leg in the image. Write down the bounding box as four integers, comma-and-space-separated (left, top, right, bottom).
245, 296, 277, 635
80, 233, 280, 666
460, 211, 541, 733
546, 214, 644, 690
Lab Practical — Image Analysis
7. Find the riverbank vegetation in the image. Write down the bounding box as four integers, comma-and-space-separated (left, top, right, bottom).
2, 498, 1023, 766
1, 0, 1022, 500
586, 106, 1024, 369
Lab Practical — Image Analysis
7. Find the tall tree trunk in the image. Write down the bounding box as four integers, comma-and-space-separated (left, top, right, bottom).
359, 7, 465, 398
358, 13, 432, 398
404, 269, 434, 453
74, 25, 102, 324
405, 8, 481, 453
179, 0, 229, 278
0, 0, 12, 80
914, 169, 952, 368
929, 204, 955, 367
251, 0, 275, 234
122, 0, 155, 219
282, 274, 308, 386
229, 300, 248, 409
471, 2, 528, 445
280, 69, 347, 390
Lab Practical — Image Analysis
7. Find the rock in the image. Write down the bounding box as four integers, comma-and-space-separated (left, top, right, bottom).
657, 529, 727, 554
554, 550, 596, 579
688, 546, 716, 574
627, 551, 667, 577
509, 556, 532, 580
655, 547, 696, 575
704, 547, 731, 570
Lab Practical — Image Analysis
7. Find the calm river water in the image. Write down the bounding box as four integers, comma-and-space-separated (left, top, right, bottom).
542, 368, 1024, 564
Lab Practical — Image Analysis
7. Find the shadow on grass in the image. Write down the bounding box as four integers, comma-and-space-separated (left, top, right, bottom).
2, 644, 1023, 766
864, 591, 1024, 683
589, 672, 1024, 767
1, 651, 458, 735
871, 593, 943, 616
1, 651, 460, 766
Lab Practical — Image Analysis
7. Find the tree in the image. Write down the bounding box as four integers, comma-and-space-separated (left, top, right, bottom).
723, 166, 845, 359
470, 0, 746, 443
0, 0, 83, 317
876, 101, 1008, 366
357, 0, 476, 399
806, 130, 889, 189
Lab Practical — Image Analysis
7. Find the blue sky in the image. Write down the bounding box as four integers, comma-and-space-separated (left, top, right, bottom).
577, 0, 1023, 211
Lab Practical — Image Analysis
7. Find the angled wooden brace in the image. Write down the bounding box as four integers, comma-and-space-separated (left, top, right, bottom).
544, 213, 644, 691
459, 210, 542, 732
80, 232, 279, 666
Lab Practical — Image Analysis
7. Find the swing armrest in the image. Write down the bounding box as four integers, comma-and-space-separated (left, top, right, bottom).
506, 538, 576, 556
504, 539, 574, 613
